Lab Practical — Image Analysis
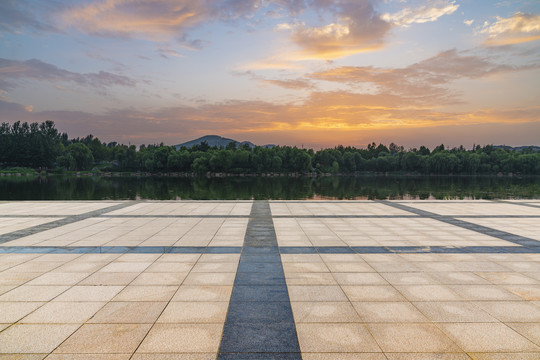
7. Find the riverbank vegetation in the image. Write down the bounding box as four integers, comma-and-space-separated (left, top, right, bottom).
1, 121, 539, 175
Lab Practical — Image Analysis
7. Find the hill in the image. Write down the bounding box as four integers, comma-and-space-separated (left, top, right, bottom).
174, 135, 274, 149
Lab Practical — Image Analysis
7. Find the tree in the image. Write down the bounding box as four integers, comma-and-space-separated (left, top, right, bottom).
192, 156, 209, 175
65, 143, 94, 170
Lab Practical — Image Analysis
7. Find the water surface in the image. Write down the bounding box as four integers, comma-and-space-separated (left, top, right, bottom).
1, 175, 539, 200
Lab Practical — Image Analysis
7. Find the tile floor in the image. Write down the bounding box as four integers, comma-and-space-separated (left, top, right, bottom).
0, 200, 538, 359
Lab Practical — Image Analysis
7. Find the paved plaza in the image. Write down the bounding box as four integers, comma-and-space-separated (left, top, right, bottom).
1, 200, 540, 359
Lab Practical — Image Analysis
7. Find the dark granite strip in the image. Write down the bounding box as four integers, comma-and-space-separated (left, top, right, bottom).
0, 202, 138, 244
2, 244, 540, 254
379, 201, 540, 247
3, 213, 540, 219
218, 201, 301, 360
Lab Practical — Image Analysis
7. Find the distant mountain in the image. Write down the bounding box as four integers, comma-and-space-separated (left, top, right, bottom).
174, 135, 275, 149
494, 145, 540, 152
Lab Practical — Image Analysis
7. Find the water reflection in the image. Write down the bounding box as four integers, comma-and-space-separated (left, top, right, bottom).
0, 175, 539, 200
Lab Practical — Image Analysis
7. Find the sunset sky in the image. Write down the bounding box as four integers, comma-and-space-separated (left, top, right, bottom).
1, 0, 539, 149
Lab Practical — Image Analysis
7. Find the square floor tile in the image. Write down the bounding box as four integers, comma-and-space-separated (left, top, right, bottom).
473, 301, 540, 322
113, 285, 178, 302
0, 302, 45, 323
296, 323, 381, 352
171, 285, 233, 302
182, 273, 236, 286
136, 324, 223, 353
53, 262, 108, 273
283, 263, 330, 273
131, 272, 188, 286
301, 354, 386, 360
0, 285, 70, 302
440, 323, 539, 352
157, 302, 229, 323
291, 302, 360, 323
448, 285, 524, 301
145, 262, 194, 273
0, 324, 80, 353
0, 354, 49, 360
384, 354, 470, 360
413, 301, 496, 322
507, 323, 540, 346
131, 355, 216, 360
287, 286, 348, 302
332, 273, 387, 286
191, 262, 238, 273
468, 353, 540, 360
284, 273, 336, 285
55, 324, 152, 353
78, 272, 138, 286
502, 284, 540, 300
27, 272, 91, 286
396, 285, 462, 301
21, 302, 106, 324
88, 301, 167, 323
54, 286, 124, 302
98, 262, 152, 273
341, 285, 406, 302
381, 272, 438, 285
352, 302, 428, 323
45, 354, 131, 360
367, 323, 460, 352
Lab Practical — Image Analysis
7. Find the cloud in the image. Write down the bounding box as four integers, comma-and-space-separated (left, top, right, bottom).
0, 58, 137, 91
2, 93, 539, 149
464, 19, 474, 26
381, 0, 459, 27
310, 49, 530, 105
480, 12, 540, 46
261, 78, 315, 90
59, 0, 390, 59
0, 0, 58, 34
276, 1, 391, 60
58, 0, 303, 42
60, 0, 216, 42
233, 70, 315, 90
157, 48, 185, 59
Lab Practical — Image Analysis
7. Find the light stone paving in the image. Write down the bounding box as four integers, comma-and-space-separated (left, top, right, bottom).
0, 202, 120, 216
0, 200, 539, 359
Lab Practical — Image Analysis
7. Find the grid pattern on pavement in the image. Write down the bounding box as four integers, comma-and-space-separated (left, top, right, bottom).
0, 200, 539, 359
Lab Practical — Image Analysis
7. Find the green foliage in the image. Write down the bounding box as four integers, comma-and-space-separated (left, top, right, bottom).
64, 143, 94, 170
2, 120, 540, 175
0, 120, 64, 167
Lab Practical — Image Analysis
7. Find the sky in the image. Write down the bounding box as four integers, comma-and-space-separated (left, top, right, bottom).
1, 0, 539, 149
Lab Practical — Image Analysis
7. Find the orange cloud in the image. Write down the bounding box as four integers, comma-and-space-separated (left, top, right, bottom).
310, 49, 535, 106
261, 78, 315, 90
3, 88, 539, 147
481, 12, 540, 46
275, 1, 390, 60
60, 0, 215, 43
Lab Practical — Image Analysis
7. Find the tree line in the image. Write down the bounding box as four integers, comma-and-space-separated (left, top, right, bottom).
1, 121, 539, 175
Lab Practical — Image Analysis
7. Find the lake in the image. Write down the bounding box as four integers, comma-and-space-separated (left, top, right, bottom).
1, 174, 539, 200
